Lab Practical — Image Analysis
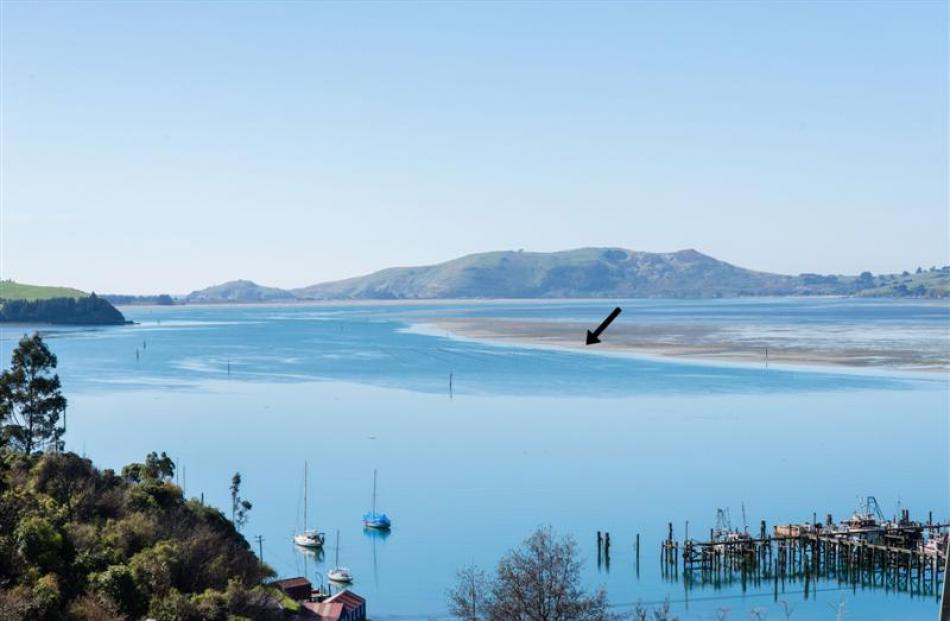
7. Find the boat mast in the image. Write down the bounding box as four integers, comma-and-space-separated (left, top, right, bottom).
335, 530, 340, 566
372, 469, 377, 515
303, 461, 308, 531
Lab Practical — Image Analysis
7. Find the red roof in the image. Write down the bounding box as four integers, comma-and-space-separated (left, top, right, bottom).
327, 589, 365, 609
275, 577, 311, 590
303, 601, 344, 620
301, 590, 365, 621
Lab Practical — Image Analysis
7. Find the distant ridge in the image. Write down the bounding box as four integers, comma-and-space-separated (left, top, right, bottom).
294, 248, 805, 299
183, 248, 950, 302
184, 279, 296, 303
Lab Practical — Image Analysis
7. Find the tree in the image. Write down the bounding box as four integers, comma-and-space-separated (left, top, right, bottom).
121, 451, 175, 484
447, 565, 489, 621
145, 451, 176, 481
0, 333, 67, 454
447, 527, 616, 621
230, 473, 252, 531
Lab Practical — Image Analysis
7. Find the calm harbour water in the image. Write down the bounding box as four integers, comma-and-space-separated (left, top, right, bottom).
0, 299, 947, 620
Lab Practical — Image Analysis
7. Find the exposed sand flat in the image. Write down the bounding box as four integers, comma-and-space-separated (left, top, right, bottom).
429, 318, 950, 372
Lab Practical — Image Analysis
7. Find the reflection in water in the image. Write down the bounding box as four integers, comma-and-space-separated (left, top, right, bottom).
363, 527, 392, 541
298, 546, 326, 563
293, 545, 326, 593
364, 526, 391, 588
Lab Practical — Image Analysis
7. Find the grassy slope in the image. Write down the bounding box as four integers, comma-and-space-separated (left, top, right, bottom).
855, 270, 950, 298
0, 281, 88, 301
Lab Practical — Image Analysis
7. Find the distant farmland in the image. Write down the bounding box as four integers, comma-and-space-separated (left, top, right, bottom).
0, 281, 87, 301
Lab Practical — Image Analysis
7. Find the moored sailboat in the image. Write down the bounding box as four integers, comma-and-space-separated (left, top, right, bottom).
362, 469, 391, 530
327, 530, 353, 583
293, 461, 325, 549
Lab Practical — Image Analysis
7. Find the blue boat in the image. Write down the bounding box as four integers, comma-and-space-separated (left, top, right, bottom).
362, 469, 391, 530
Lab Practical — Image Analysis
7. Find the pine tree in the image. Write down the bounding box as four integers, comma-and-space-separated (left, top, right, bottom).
0, 333, 67, 453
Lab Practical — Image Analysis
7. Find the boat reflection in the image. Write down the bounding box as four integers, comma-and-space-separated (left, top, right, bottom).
362, 526, 391, 541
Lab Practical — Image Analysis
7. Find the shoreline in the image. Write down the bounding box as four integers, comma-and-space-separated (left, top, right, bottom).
422, 318, 950, 375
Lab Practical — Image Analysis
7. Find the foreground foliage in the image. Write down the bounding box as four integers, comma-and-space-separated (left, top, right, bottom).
0, 449, 279, 620
0, 333, 67, 454
448, 526, 616, 621
0, 335, 279, 620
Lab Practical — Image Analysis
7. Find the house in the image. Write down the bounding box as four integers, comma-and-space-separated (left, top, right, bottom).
301, 589, 367, 621
273, 576, 313, 602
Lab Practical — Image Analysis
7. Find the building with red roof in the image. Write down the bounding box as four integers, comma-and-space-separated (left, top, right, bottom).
301, 589, 366, 621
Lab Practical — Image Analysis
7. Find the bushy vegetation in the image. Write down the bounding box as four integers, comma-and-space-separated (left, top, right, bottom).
0, 450, 280, 620
0, 294, 128, 325
0, 335, 282, 620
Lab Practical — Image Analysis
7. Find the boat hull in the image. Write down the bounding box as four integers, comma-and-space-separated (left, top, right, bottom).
362, 512, 391, 530
328, 569, 353, 583
294, 532, 325, 548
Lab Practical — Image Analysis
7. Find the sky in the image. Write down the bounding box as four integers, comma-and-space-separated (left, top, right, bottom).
1, 1, 947, 294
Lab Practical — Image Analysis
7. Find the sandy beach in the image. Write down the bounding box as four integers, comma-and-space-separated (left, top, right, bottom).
428, 317, 950, 372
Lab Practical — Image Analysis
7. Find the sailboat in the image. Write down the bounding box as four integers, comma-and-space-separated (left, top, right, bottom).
327, 530, 353, 583
362, 469, 391, 530
293, 461, 325, 549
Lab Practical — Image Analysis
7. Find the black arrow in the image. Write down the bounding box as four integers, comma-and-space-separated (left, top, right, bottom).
585, 306, 622, 345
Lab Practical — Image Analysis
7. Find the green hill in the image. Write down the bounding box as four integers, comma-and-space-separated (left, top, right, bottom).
0, 294, 129, 325
0, 282, 128, 325
181, 248, 950, 301
184, 280, 296, 303
0, 281, 87, 302
293, 248, 834, 299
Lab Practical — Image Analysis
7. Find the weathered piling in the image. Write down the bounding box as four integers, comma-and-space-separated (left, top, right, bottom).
664, 510, 947, 599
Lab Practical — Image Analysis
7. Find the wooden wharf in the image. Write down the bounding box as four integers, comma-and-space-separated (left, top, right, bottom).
659, 518, 948, 598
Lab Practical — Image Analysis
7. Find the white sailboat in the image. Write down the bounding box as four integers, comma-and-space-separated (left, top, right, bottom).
327, 530, 353, 583
293, 461, 325, 549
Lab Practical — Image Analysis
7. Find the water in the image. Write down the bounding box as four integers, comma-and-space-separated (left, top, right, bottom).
0, 299, 947, 620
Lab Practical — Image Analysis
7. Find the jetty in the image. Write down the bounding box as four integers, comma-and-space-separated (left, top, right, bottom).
658, 503, 947, 599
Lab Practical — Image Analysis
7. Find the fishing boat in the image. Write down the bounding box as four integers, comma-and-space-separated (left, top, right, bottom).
362, 469, 391, 530
293, 462, 325, 549
327, 530, 353, 583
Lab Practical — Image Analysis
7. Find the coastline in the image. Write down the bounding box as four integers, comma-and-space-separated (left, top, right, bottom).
422, 317, 950, 375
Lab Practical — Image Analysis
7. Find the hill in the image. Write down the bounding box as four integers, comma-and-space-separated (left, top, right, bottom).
184, 280, 296, 303
0, 280, 87, 301
853, 268, 950, 298
294, 248, 835, 299
0, 293, 129, 325
184, 248, 950, 302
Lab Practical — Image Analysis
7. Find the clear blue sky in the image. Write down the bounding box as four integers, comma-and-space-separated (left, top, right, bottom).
1, 0, 947, 293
